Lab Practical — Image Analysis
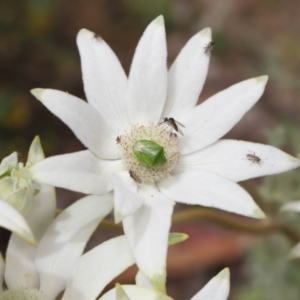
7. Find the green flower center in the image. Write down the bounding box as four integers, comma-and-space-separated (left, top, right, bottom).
117, 124, 180, 183
133, 140, 167, 167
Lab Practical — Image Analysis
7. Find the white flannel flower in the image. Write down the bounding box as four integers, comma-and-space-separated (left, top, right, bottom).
0, 136, 55, 244
103, 268, 229, 300
0, 193, 153, 300
28, 16, 300, 290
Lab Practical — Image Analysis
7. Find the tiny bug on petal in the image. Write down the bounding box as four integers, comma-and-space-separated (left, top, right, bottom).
159, 117, 185, 136
129, 170, 141, 184
116, 136, 121, 144
93, 33, 101, 40
204, 41, 215, 55
246, 151, 262, 166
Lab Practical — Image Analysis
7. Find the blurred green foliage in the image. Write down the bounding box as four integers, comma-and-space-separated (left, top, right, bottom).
124, 0, 174, 29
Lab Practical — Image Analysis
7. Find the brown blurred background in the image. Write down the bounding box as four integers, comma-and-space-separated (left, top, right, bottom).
1, 0, 300, 299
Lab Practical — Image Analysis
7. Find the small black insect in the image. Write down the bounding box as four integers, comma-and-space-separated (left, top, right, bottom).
129, 170, 141, 184
92, 33, 101, 40
203, 41, 215, 55
116, 136, 121, 144
246, 151, 262, 166
17, 152, 23, 163
159, 117, 185, 136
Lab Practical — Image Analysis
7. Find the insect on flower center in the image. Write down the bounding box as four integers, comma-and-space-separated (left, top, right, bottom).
117, 124, 180, 183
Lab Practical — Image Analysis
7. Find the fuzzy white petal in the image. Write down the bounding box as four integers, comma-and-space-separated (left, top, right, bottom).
180, 76, 268, 154
30, 150, 122, 195
31, 89, 119, 159
77, 29, 130, 131
0, 199, 35, 244
281, 201, 300, 213
113, 172, 145, 223
163, 28, 212, 118
123, 184, 174, 292
127, 16, 167, 124
4, 184, 56, 289
0, 253, 4, 293
27, 136, 45, 164
0, 152, 18, 176
191, 268, 230, 300
159, 171, 265, 219
62, 236, 135, 300
178, 140, 300, 182
5, 235, 38, 289
290, 242, 300, 259
100, 285, 172, 300
36, 194, 113, 300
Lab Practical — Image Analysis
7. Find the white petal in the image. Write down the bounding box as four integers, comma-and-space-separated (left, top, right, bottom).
163, 28, 212, 118
4, 187, 32, 215
0, 177, 14, 199
100, 285, 172, 300
4, 183, 56, 290
5, 235, 38, 289
0, 199, 35, 244
62, 236, 135, 300
135, 271, 154, 289
31, 89, 119, 159
290, 242, 300, 259
0, 252, 4, 293
281, 201, 300, 213
115, 284, 131, 300
159, 171, 265, 219
77, 29, 130, 132
30, 150, 122, 195
179, 140, 300, 182
127, 16, 167, 124
122, 184, 174, 292
0, 152, 18, 176
36, 194, 113, 300
113, 172, 145, 223
28, 184, 56, 240
180, 76, 268, 154
27, 136, 45, 164
191, 268, 230, 300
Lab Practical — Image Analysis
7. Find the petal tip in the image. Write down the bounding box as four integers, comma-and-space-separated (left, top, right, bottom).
168, 232, 189, 246
199, 27, 212, 38
77, 28, 91, 38
254, 75, 269, 86
292, 157, 300, 168
30, 88, 44, 101
21, 230, 36, 246
114, 211, 123, 224
153, 15, 164, 26
252, 207, 266, 219
218, 268, 230, 280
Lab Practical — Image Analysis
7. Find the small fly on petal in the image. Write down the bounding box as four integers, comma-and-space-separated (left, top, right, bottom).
129, 170, 141, 184
116, 136, 121, 144
159, 117, 185, 136
203, 41, 215, 55
246, 151, 263, 166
